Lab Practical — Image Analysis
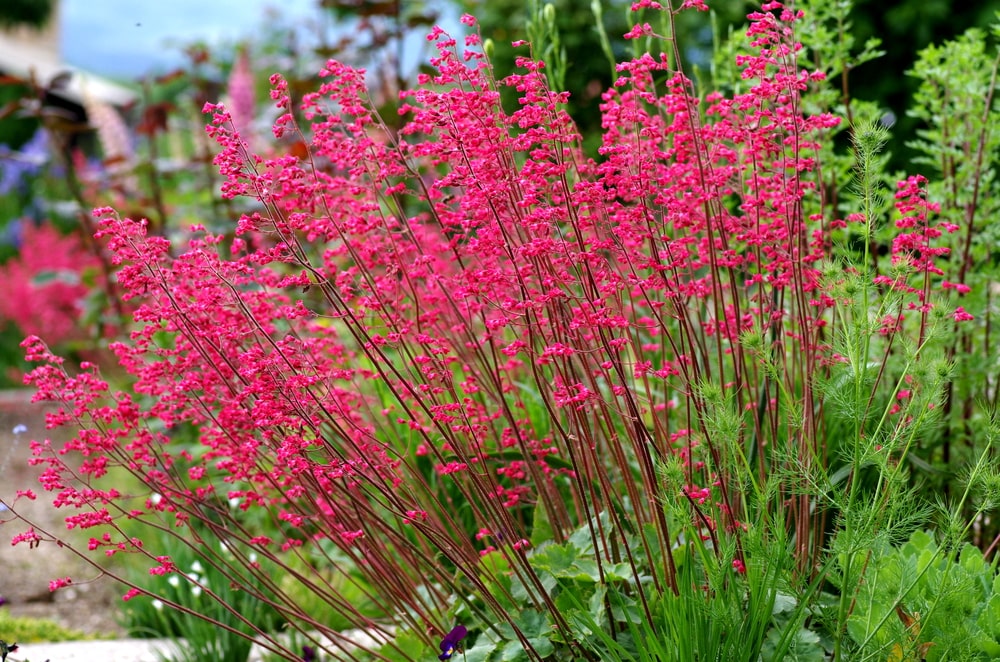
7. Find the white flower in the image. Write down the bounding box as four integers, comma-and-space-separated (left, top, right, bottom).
151, 599, 164, 611
12, 424, 26, 435
167, 576, 180, 588
190, 560, 204, 574
191, 585, 202, 598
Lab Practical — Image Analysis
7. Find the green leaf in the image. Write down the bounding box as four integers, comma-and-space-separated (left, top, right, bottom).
530, 502, 554, 548
499, 637, 554, 661
559, 557, 600, 582
500, 640, 530, 662
465, 631, 502, 662
30, 268, 80, 286
604, 562, 634, 583
530, 542, 579, 576
515, 609, 550, 638
772, 592, 798, 615
588, 585, 607, 623
960, 544, 987, 574
978, 594, 1000, 639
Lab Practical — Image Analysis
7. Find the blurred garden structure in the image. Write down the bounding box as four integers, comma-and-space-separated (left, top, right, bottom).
0, 0, 135, 148
0, 1, 134, 104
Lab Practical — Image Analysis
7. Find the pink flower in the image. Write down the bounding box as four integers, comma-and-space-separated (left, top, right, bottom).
0, 223, 104, 345
226, 46, 256, 147
624, 23, 655, 39
942, 280, 972, 295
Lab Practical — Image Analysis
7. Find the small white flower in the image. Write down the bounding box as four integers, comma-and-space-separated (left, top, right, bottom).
12, 424, 26, 435
150, 493, 163, 505
191, 585, 202, 598
248, 552, 258, 564
167, 576, 180, 588
190, 560, 204, 574
228, 497, 241, 509
151, 599, 164, 611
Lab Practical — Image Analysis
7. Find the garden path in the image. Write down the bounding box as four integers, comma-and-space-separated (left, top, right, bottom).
0, 390, 125, 638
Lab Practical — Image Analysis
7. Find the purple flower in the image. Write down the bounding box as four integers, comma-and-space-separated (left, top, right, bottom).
301, 645, 316, 662
0, 595, 6, 606
438, 625, 467, 661
0, 129, 49, 196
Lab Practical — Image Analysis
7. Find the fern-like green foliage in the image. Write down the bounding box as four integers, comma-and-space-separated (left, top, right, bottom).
905, 20, 1000, 522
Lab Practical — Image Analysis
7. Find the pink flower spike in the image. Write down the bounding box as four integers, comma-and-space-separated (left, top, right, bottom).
954, 307, 974, 322
942, 281, 972, 295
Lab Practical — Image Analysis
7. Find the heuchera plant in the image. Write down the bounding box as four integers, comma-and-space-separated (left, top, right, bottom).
1, 1, 974, 659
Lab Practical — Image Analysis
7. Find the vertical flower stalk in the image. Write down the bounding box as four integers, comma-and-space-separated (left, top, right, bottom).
226, 46, 257, 152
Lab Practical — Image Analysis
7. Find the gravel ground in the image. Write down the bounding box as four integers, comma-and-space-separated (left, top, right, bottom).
0, 391, 126, 639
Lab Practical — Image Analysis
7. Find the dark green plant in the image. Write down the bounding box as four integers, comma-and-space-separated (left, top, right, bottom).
840, 529, 1000, 660
119, 529, 284, 662
0, 0, 54, 29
